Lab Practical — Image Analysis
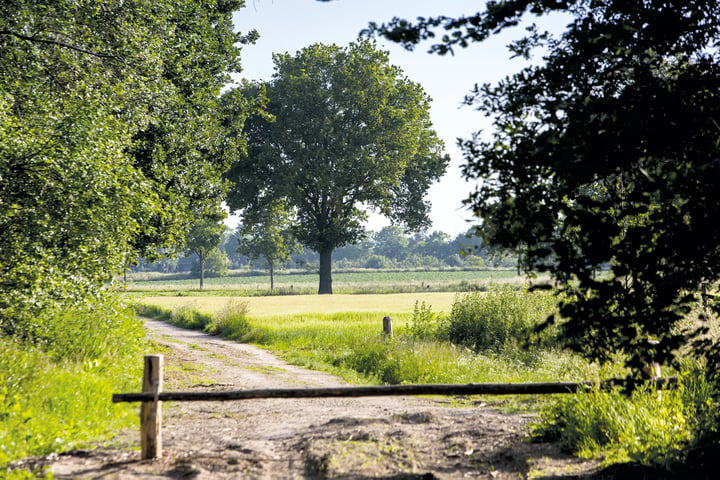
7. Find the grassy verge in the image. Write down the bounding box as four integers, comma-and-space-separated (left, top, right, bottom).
1, 299, 146, 478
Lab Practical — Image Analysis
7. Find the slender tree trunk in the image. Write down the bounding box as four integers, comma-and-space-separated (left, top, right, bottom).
199, 252, 205, 289
270, 262, 275, 290
318, 249, 333, 294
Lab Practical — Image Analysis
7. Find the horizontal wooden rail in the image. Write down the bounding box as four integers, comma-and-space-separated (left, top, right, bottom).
116, 355, 678, 460
113, 376, 677, 404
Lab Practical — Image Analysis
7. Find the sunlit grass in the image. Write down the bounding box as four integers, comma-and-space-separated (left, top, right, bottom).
136, 292, 459, 319
1, 300, 145, 473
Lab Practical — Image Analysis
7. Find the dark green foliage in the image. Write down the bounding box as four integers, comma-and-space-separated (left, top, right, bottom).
369, 0, 720, 380
367, 0, 720, 466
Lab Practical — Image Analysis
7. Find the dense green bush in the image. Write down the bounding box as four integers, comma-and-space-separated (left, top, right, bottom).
364, 254, 390, 269
443, 288, 559, 352
409, 300, 442, 340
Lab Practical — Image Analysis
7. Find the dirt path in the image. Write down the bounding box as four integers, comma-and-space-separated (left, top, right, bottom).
32, 319, 604, 479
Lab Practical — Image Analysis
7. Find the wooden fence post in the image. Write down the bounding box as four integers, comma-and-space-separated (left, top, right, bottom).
141, 354, 163, 460
383, 316, 393, 338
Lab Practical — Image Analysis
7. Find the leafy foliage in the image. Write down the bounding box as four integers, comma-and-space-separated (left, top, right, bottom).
367, 0, 720, 466
369, 0, 720, 377
185, 217, 227, 288
237, 200, 302, 289
0, 0, 255, 328
225, 41, 449, 293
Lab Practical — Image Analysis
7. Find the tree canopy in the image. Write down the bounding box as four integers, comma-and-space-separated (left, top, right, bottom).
237, 200, 302, 290
367, 1, 720, 378
0, 0, 256, 331
225, 41, 449, 294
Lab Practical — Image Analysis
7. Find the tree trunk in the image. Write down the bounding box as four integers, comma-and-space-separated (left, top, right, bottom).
199, 252, 205, 289
318, 249, 333, 294
269, 262, 275, 291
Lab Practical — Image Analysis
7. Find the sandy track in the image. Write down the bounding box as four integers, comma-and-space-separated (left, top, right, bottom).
19, 318, 603, 479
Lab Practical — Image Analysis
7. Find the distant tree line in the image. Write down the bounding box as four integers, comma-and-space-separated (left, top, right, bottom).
132, 225, 518, 277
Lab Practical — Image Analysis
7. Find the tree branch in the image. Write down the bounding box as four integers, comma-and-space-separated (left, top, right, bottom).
0, 30, 123, 62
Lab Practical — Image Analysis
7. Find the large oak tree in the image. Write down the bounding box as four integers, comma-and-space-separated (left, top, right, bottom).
226, 41, 449, 294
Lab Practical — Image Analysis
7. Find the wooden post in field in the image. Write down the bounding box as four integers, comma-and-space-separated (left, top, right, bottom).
141, 354, 163, 460
383, 316, 393, 338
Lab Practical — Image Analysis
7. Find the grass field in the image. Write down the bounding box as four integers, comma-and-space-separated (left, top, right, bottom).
125, 268, 529, 294
137, 292, 458, 319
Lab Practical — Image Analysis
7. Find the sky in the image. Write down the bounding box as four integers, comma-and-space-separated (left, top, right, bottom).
230, 0, 570, 236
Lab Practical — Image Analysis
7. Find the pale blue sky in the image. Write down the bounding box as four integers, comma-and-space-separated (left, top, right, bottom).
230, 0, 570, 235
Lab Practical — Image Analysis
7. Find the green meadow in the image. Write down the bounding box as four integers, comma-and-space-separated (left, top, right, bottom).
125, 268, 526, 293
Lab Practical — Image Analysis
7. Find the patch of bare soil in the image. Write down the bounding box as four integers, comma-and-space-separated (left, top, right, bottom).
17, 319, 616, 479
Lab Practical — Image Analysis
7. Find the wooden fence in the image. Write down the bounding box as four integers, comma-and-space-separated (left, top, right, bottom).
112, 354, 678, 460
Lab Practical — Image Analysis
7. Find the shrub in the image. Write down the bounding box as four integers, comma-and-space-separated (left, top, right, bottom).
443, 254, 465, 267
365, 255, 389, 269
442, 288, 558, 353
409, 301, 443, 340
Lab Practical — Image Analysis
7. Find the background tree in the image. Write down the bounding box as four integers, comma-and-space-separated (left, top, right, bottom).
184, 217, 226, 289
0, 0, 255, 331
226, 41, 449, 293
373, 226, 410, 263
367, 2, 720, 379
237, 201, 302, 290
190, 247, 229, 280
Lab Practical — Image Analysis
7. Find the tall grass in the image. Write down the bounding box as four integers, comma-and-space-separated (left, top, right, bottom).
137, 300, 252, 341
140, 294, 591, 386
535, 369, 717, 471
1, 299, 146, 476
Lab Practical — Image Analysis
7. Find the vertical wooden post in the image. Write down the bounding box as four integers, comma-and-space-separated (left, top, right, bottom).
383, 316, 393, 338
141, 354, 163, 460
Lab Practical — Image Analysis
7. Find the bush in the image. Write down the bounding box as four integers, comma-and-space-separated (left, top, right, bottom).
409, 301, 443, 340
443, 288, 558, 352
443, 254, 465, 267
365, 255, 390, 269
